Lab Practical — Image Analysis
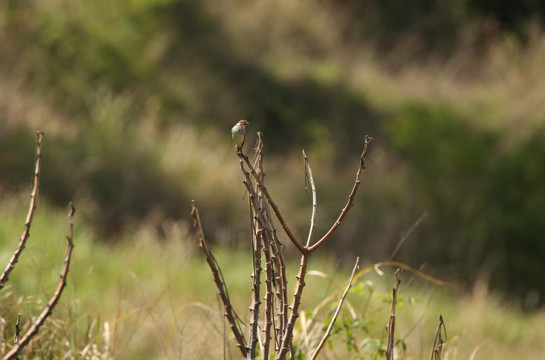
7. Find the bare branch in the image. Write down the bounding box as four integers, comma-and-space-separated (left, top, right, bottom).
276, 253, 309, 360
248, 226, 262, 359
310, 257, 360, 360
308, 135, 373, 253
251, 133, 269, 359
303, 150, 317, 247
3, 203, 76, 360
190, 201, 248, 357
386, 268, 402, 360
264, 203, 288, 351
431, 315, 447, 360
261, 234, 274, 360
238, 151, 308, 255
0, 131, 44, 290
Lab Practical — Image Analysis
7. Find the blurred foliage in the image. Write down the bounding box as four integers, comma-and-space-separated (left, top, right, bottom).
386, 103, 545, 305
1, 0, 545, 305
335, 0, 545, 61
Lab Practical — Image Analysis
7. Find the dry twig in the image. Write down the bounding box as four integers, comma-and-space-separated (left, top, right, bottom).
3, 203, 76, 360
303, 150, 317, 247
190, 201, 248, 357
0, 132, 44, 290
308, 135, 373, 253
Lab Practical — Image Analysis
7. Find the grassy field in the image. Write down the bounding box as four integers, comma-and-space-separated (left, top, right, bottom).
1, 193, 545, 359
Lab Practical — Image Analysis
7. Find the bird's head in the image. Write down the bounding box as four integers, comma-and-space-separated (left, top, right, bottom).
238, 119, 250, 126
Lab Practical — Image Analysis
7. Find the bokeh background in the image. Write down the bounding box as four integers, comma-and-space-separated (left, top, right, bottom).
1, 0, 545, 357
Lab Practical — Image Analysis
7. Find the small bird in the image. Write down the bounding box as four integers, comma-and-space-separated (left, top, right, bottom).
231, 119, 250, 152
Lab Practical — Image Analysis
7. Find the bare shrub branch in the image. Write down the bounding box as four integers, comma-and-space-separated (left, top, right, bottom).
3, 203, 76, 360
195, 132, 373, 359
303, 150, 317, 247
190, 201, 248, 357
238, 151, 308, 254
308, 135, 373, 253
0, 131, 44, 290
310, 257, 359, 360
277, 253, 309, 360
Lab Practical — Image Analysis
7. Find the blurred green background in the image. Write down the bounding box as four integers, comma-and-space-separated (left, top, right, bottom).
2, 0, 545, 311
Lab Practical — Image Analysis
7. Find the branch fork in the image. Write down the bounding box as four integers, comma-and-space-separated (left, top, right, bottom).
193, 133, 373, 359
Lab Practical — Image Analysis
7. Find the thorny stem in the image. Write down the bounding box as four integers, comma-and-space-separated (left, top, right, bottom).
261, 234, 274, 359
0, 131, 44, 290
264, 203, 288, 351
248, 226, 262, 360
238, 152, 308, 254
253, 138, 275, 359
276, 253, 309, 360
191, 201, 248, 357
238, 154, 278, 358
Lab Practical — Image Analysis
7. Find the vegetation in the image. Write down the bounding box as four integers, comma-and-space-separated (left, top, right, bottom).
1, 0, 545, 358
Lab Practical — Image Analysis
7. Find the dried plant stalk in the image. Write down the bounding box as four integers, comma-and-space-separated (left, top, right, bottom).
431, 315, 447, 360
190, 201, 248, 357
3, 204, 76, 360
0, 132, 44, 290
386, 268, 402, 360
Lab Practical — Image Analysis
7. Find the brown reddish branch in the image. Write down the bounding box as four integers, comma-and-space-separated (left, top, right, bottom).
238, 135, 373, 360
237, 150, 267, 359
248, 224, 262, 359
308, 135, 373, 253
310, 257, 360, 360
263, 201, 288, 351
249, 133, 267, 359
238, 134, 373, 255
190, 201, 248, 357
3, 203, 76, 360
238, 151, 308, 254
253, 136, 275, 359
386, 268, 402, 360
276, 253, 309, 360
0, 131, 44, 290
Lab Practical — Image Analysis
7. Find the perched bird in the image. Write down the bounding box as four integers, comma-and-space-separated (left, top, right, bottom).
231, 119, 250, 152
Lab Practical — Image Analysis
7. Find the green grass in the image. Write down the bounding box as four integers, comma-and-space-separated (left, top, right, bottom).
2, 193, 545, 359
